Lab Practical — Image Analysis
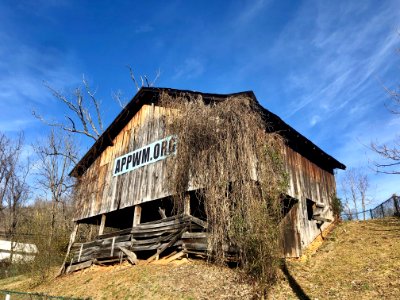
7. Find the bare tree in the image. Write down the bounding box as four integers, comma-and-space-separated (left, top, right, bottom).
340, 185, 354, 220
357, 173, 369, 220
33, 76, 104, 141
370, 43, 400, 174
341, 170, 359, 220
341, 169, 370, 220
0, 132, 30, 260
34, 68, 161, 141
34, 130, 78, 245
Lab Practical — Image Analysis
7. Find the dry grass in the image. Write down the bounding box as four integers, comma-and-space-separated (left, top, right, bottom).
1, 218, 399, 299
270, 217, 400, 299
0, 260, 255, 300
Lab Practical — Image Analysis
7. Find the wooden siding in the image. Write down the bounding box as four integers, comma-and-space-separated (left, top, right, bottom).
284, 146, 336, 252
74, 104, 171, 220
74, 103, 338, 256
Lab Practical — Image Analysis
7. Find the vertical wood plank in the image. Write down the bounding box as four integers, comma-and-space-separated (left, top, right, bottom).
184, 194, 191, 215
99, 214, 106, 235
111, 236, 116, 256
78, 244, 83, 262
133, 205, 142, 227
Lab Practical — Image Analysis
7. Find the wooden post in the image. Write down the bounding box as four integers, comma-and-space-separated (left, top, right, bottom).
57, 222, 79, 276
370, 209, 373, 219
381, 204, 385, 218
184, 194, 191, 216
133, 205, 142, 227
99, 214, 106, 235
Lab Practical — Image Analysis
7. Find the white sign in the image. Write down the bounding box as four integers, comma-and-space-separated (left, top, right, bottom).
113, 136, 177, 177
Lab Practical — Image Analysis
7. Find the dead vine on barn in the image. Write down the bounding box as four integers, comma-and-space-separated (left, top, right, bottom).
159, 92, 289, 289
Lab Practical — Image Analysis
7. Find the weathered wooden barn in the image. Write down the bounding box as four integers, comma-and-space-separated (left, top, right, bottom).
63, 87, 345, 273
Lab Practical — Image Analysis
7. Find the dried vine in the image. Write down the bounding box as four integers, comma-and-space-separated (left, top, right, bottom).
160, 92, 289, 290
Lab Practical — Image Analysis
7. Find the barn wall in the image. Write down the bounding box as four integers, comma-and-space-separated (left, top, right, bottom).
74, 103, 338, 257
284, 146, 336, 254
74, 104, 172, 220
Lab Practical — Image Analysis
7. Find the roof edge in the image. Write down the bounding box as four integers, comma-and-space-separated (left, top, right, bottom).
70, 87, 345, 177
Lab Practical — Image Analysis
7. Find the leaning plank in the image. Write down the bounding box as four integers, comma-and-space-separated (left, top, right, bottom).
118, 246, 138, 265
57, 222, 79, 276
163, 250, 177, 260
188, 216, 208, 229
164, 251, 186, 263
146, 227, 187, 263
66, 260, 92, 274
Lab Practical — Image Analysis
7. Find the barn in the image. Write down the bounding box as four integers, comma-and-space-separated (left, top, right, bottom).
62, 87, 345, 273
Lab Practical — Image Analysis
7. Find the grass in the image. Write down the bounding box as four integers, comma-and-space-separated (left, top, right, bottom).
271, 217, 400, 299
0, 218, 399, 299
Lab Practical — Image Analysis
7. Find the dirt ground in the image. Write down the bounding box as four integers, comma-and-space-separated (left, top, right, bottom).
1, 218, 399, 299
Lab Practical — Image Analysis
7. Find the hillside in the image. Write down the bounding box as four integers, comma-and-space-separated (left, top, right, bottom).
1, 218, 399, 299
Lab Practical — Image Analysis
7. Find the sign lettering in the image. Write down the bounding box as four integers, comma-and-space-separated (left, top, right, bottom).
113, 136, 177, 177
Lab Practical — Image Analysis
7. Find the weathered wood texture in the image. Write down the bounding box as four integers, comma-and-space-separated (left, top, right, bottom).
74, 104, 171, 221
66, 215, 205, 273
73, 103, 337, 257
283, 146, 336, 252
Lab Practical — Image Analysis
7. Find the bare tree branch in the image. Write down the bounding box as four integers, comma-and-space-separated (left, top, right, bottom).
128, 66, 140, 91
150, 69, 161, 87
112, 90, 127, 109
83, 75, 103, 133
34, 79, 105, 142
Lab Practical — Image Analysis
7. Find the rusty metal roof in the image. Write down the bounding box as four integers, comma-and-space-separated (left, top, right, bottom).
70, 87, 345, 177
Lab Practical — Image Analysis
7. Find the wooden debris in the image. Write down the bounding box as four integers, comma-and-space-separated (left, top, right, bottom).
146, 227, 187, 263
66, 259, 92, 274
65, 214, 209, 273
118, 246, 138, 265
164, 251, 186, 263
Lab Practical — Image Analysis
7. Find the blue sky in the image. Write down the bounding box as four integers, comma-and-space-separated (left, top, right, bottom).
0, 0, 399, 207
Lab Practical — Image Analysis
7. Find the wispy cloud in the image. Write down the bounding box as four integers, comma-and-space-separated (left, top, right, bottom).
237, 0, 270, 25
262, 0, 400, 200
275, 2, 400, 120
173, 58, 205, 80
0, 29, 80, 132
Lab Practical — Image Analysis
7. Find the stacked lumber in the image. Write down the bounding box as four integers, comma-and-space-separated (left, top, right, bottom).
66, 214, 206, 273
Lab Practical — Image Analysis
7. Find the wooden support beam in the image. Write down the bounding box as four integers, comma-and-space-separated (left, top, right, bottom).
184, 194, 190, 215
133, 205, 142, 227
57, 222, 79, 277
158, 207, 167, 219
99, 214, 106, 235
